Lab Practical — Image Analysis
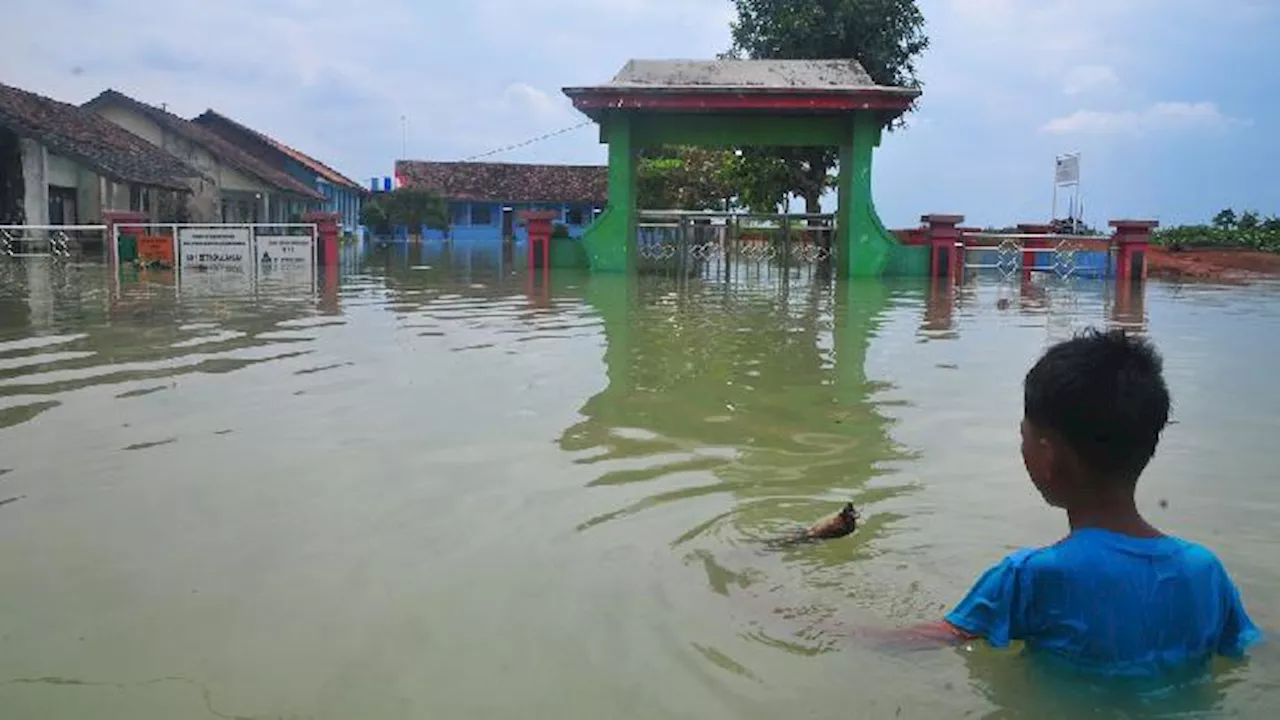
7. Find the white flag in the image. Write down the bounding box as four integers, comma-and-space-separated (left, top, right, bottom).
1055, 155, 1080, 185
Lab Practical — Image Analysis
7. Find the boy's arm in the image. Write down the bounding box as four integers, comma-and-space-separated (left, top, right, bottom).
860, 620, 980, 651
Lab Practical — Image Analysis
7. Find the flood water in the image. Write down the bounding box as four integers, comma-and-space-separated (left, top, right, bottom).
1, 240, 1277, 719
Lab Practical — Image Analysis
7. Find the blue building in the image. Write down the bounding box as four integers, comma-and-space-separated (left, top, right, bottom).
194, 110, 368, 232
393, 161, 607, 242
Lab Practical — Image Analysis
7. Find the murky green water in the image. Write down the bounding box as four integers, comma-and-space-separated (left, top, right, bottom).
1, 242, 1277, 719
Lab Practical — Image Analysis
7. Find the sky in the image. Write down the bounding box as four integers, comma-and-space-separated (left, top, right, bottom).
4, 0, 1279, 228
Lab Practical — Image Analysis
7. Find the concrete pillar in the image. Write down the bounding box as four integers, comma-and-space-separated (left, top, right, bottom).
303, 211, 341, 266
520, 210, 557, 271
1017, 223, 1055, 278
923, 214, 964, 283
597, 114, 635, 272
19, 139, 49, 225
837, 113, 896, 277
1111, 220, 1158, 284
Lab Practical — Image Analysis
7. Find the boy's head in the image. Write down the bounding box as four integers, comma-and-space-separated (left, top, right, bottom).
1021, 329, 1171, 507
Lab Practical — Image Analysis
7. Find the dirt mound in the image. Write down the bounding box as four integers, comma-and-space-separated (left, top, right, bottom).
1147, 247, 1280, 281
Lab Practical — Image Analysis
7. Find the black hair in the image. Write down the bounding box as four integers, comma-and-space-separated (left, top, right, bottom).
1024, 328, 1171, 482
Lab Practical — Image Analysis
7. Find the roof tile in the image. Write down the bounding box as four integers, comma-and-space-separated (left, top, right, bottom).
394, 161, 607, 205
85, 90, 325, 201
0, 82, 200, 191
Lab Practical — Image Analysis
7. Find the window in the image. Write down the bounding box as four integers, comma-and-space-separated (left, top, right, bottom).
471, 204, 493, 226
566, 206, 585, 226
451, 203, 468, 226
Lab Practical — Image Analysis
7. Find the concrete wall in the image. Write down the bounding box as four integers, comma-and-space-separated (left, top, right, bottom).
46, 153, 79, 188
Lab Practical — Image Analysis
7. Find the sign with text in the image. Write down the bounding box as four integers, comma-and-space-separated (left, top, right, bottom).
137, 234, 175, 266
255, 234, 316, 292
178, 227, 252, 273
1054, 154, 1080, 185
256, 235, 314, 271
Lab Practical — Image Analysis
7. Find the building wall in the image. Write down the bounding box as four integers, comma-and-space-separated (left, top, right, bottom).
46, 153, 79, 188
94, 102, 284, 223
318, 180, 363, 233
418, 200, 600, 242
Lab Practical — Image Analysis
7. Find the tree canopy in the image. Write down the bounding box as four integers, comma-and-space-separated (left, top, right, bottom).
360, 188, 449, 236
725, 0, 929, 213
637, 146, 739, 211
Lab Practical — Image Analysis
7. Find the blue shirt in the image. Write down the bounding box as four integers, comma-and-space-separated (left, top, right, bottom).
946, 529, 1263, 677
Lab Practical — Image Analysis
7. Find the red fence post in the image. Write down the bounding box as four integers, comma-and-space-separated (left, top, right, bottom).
1110, 220, 1158, 284
923, 214, 964, 283
518, 211, 559, 271
1017, 223, 1054, 280
303, 211, 341, 266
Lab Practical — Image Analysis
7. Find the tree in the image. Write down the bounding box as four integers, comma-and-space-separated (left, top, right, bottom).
726, 0, 929, 213
637, 146, 740, 211
1212, 208, 1238, 230
361, 189, 449, 238
1238, 210, 1260, 231
359, 199, 391, 235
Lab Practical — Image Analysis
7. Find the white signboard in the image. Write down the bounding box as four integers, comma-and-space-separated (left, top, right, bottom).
255, 235, 315, 293
256, 235, 314, 271
179, 227, 253, 272
1055, 154, 1080, 185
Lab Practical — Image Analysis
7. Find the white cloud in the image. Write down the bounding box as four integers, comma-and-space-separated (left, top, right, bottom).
1042, 102, 1243, 135
1063, 65, 1121, 95
500, 84, 569, 121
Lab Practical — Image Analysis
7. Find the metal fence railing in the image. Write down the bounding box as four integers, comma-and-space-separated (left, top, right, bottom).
636, 210, 836, 285
0, 225, 108, 260
960, 232, 1113, 280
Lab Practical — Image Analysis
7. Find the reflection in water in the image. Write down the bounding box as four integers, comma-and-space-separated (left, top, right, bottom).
560, 274, 920, 656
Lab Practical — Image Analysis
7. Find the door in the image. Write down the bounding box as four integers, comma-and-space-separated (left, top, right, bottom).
48, 186, 78, 225
501, 207, 514, 241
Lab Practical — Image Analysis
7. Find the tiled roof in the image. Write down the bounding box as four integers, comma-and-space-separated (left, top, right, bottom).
0, 82, 199, 191
84, 90, 325, 201
394, 161, 607, 204
193, 110, 366, 193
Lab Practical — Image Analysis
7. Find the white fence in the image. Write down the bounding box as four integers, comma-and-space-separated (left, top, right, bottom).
111, 222, 316, 274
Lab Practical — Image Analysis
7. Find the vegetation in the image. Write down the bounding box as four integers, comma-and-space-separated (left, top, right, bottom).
724, 0, 930, 213
637, 146, 740, 211
360, 189, 448, 238
1152, 209, 1280, 252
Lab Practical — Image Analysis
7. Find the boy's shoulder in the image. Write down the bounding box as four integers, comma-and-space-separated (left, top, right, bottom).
1016, 530, 1226, 576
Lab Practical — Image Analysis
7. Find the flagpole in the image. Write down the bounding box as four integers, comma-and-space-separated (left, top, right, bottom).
1074, 153, 1082, 234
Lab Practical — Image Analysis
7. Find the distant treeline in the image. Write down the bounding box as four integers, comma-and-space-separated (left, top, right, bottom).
1152, 209, 1280, 252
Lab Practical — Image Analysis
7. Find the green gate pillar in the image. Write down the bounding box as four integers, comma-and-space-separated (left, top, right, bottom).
837, 113, 897, 278
579, 114, 635, 273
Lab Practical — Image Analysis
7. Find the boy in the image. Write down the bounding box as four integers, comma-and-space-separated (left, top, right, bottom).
906, 329, 1262, 676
